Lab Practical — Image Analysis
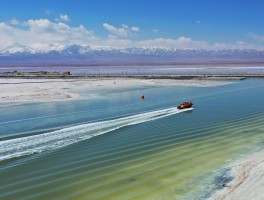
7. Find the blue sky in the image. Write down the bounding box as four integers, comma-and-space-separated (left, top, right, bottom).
1, 0, 264, 50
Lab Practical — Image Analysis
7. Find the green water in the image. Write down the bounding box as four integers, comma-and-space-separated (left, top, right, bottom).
0, 78, 264, 200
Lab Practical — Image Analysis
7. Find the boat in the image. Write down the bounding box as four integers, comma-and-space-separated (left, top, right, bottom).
177, 101, 193, 109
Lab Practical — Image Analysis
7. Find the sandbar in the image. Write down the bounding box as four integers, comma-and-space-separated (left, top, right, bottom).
0, 78, 230, 103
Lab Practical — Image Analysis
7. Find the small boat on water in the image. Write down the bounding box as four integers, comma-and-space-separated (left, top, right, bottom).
177, 101, 193, 109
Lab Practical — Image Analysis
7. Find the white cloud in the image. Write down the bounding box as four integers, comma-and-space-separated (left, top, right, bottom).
153, 29, 159, 33
122, 24, 129, 29
0, 19, 95, 48
91, 36, 210, 49
95, 37, 133, 48
131, 26, 140, 32
10, 18, 19, 25
1, 18, 264, 51
178, 36, 192, 43
103, 23, 141, 37
45, 10, 52, 15
135, 37, 209, 49
213, 41, 261, 50
0, 22, 20, 46
60, 14, 70, 22
91, 39, 259, 50
248, 32, 264, 42
103, 23, 128, 37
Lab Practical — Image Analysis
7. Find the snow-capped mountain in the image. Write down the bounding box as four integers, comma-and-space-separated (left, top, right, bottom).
0, 42, 34, 54
1, 43, 264, 66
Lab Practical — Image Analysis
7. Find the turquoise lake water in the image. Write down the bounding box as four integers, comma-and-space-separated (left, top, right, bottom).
0, 78, 264, 199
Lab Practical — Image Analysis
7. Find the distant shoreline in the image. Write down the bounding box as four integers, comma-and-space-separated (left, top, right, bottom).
0, 74, 264, 80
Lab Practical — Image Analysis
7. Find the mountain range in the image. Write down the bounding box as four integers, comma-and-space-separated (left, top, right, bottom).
1, 43, 264, 66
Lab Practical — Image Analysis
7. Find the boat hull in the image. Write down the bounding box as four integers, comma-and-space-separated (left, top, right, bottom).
177, 102, 193, 109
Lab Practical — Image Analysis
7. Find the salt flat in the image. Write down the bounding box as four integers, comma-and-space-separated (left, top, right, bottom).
0, 78, 229, 103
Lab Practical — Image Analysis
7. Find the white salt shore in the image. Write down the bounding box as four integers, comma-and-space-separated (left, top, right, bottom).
0, 78, 229, 103
209, 149, 264, 200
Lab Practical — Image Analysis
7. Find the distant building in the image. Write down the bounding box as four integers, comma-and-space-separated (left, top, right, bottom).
39, 71, 48, 75
50, 71, 60, 75
63, 71, 71, 76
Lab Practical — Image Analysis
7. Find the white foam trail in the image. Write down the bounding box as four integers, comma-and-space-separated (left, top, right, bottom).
0, 107, 193, 161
